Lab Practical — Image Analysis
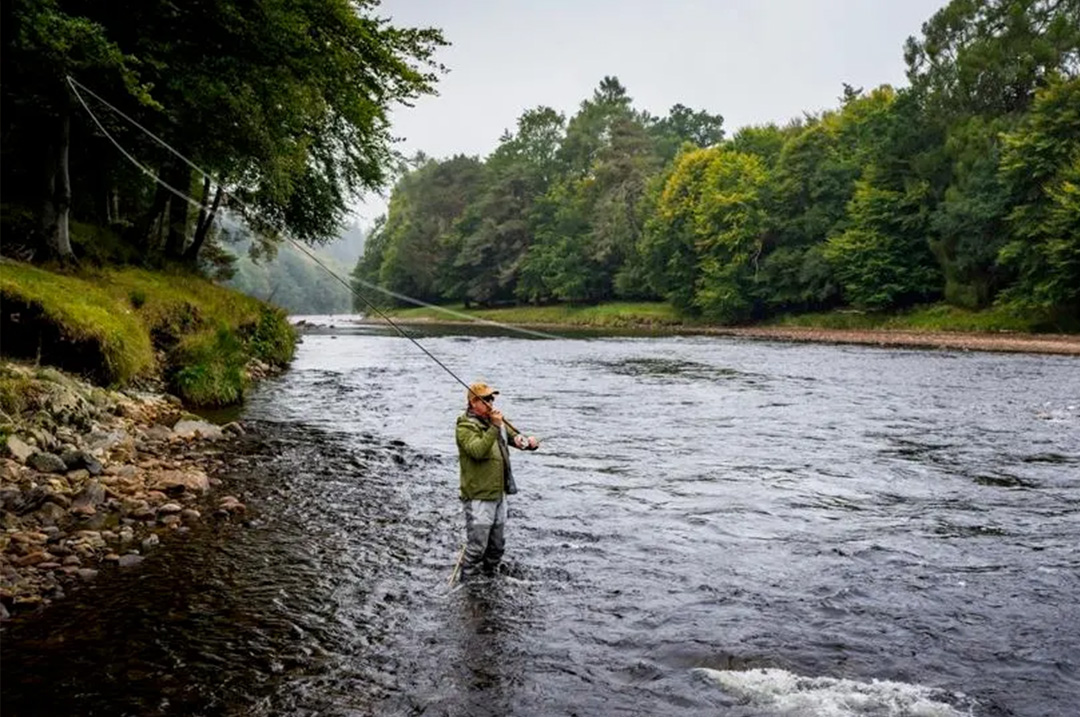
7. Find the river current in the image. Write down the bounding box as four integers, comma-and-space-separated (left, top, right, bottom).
3, 320, 1078, 716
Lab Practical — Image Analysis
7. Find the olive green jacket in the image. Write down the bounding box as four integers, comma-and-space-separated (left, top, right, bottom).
456, 411, 521, 500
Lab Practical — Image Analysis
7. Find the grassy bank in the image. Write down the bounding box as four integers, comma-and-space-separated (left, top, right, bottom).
0, 261, 295, 406
385, 302, 685, 328
380, 301, 1070, 334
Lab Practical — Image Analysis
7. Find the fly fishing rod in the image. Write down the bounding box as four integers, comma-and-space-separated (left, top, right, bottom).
67, 75, 543, 438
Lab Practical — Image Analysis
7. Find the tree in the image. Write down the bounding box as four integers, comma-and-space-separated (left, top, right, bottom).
651, 103, 725, 161
996, 76, 1080, 317
2, 0, 446, 266
641, 147, 769, 321
1, 0, 154, 261
905, 0, 1080, 118
825, 180, 942, 310
373, 155, 486, 302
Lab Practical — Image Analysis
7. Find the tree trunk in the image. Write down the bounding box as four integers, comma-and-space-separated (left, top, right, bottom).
130, 184, 169, 250
163, 164, 192, 259
40, 110, 74, 261
184, 181, 224, 264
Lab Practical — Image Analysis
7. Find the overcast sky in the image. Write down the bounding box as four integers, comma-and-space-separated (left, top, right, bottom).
353, 0, 948, 223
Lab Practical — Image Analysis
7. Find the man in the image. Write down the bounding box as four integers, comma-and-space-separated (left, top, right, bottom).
456, 380, 538, 581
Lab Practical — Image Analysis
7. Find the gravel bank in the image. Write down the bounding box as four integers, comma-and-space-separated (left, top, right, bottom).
0, 363, 255, 618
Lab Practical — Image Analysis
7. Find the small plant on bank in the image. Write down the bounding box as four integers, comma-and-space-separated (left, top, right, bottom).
171, 326, 248, 407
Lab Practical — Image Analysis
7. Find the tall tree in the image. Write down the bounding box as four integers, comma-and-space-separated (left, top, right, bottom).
3, 0, 446, 266
996, 76, 1080, 318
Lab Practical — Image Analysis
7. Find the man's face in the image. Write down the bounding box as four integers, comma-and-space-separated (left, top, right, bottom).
471, 393, 495, 417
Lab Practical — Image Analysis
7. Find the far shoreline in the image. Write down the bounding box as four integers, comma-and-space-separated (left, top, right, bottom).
335, 316, 1080, 356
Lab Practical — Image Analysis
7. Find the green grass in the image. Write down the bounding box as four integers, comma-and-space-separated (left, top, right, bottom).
388, 301, 684, 328
383, 299, 1069, 335
769, 303, 1053, 333
1, 261, 296, 405
0, 261, 155, 383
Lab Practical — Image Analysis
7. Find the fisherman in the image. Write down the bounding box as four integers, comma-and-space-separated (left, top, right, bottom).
456, 381, 539, 581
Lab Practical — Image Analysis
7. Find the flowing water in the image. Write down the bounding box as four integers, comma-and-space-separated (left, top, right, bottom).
3, 320, 1079, 716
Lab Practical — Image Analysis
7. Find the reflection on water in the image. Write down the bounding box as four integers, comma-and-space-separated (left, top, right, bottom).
3, 324, 1079, 716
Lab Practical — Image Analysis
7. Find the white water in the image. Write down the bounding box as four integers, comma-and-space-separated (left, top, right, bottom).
695, 667, 975, 717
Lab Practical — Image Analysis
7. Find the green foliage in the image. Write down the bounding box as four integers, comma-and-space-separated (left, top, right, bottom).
350, 0, 1079, 331
246, 306, 297, 367
642, 147, 769, 322
905, 0, 1080, 118
3, 0, 445, 264
387, 301, 683, 328
0, 261, 154, 383
0, 370, 36, 417
825, 181, 941, 310
995, 76, 1080, 318
172, 326, 247, 407
0, 261, 294, 404
773, 302, 1052, 333
225, 228, 361, 315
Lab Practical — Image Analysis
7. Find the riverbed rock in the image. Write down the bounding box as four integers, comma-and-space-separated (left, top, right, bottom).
141, 534, 160, 550
0, 459, 21, 482
150, 469, 210, 496
218, 496, 246, 514
222, 422, 245, 436
10, 486, 51, 516
14, 551, 53, 567
76, 568, 98, 581
27, 452, 67, 474
72, 480, 106, 511
180, 508, 201, 523
172, 420, 224, 441
143, 424, 174, 442
157, 503, 182, 515
117, 554, 144, 568
85, 430, 126, 454
4, 436, 35, 462
36, 502, 68, 525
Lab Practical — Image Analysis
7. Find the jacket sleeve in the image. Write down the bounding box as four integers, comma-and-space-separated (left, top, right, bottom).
457, 419, 498, 460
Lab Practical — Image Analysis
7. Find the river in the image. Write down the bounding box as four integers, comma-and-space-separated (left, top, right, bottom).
3, 319, 1078, 716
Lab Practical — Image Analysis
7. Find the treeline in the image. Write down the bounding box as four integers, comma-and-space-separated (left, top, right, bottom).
225, 224, 365, 315
355, 0, 1080, 326
1, 0, 443, 271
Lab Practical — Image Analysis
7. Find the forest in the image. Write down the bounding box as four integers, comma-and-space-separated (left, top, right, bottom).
353, 0, 1079, 328
1, 0, 441, 276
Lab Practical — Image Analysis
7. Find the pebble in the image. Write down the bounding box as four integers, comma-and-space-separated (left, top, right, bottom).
0, 365, 246, 616
117, 554, 144, 568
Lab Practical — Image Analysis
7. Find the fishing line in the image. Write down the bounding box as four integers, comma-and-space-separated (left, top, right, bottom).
66, 75, 560, 406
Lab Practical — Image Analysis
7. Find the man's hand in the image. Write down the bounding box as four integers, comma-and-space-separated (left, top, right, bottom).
489, 409, 504, 427
515, 434, 539, 450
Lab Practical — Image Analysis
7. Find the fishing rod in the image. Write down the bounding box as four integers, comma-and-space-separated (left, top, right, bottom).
66, 75, 541, 437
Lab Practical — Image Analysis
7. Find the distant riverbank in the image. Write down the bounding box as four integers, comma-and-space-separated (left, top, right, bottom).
347, 302, 1080, 356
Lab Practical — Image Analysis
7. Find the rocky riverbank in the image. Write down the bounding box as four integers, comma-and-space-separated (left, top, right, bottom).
0, 362, 254, 619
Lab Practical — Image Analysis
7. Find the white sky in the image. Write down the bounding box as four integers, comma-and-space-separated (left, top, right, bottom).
352, 0, 947, 223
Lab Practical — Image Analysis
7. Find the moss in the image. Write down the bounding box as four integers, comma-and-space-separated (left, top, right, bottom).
0, 262, 154, 384
0, 261, 296, 407
0, 371, 35, 417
